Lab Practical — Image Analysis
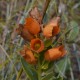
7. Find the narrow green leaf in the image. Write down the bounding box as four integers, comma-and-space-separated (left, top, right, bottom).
21, 57, 38, 80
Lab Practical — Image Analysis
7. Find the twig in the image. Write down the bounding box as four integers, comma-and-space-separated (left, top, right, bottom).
42, 0, 51, 21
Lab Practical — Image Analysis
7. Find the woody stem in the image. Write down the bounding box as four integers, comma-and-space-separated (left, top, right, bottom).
42, 0, 51, 21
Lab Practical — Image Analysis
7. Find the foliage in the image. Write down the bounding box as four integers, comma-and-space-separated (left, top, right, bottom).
0, 0, 80, 80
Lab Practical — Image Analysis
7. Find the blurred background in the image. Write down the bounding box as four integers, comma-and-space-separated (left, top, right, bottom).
0, 0, 80, 80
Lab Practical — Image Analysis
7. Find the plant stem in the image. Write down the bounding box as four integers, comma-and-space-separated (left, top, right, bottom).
38, 55, 41, 80
42, 0, 51, 21
16, 68, 23, 80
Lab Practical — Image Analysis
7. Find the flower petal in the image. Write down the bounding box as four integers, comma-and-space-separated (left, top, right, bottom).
29, 7, 42, 23
57, 45, 66, 57
30, 38, 44, 53
43, 25, 53, 38
20, 45, 37, 64
16, 24, 34, 41
21, 26, 35, 41
43, 17, 60, 38
25, 17, 40, 34
24, 49, 37, 64
52, 26, 60, 36
44, 45, 66, 61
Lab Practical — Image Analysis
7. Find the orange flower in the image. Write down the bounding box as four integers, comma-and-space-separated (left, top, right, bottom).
30, 38, 44, 53
43, 17, 60, 38
16, 24, 34, 41
44, 45, 66, 61
25, 17, 40, 35
20, 45, 37, 64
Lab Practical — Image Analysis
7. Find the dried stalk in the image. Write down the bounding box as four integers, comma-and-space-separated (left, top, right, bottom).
42, 0, 51, 21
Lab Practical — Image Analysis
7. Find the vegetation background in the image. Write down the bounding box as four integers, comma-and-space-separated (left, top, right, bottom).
0, 0, 80, 80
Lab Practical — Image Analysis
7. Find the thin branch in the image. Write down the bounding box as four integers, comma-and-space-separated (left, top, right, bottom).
42, 0, 51, 21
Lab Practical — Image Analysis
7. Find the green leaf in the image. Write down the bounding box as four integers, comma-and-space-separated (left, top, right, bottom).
54, 56, 68, 77
42, 72, 54, 80
41, 61, 49, 70
44, 39, 52, 47
53, 76, 63, 80
67, 21, 79, 42
21, 57, 38, 80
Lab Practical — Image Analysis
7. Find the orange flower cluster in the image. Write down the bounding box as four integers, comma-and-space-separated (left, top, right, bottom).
18, 7, 66, 64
